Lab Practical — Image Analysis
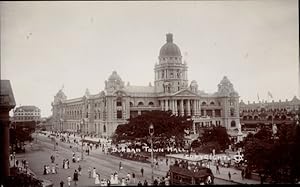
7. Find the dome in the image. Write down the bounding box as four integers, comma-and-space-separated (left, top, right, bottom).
108, 71, 122, 81
190, 80, 198, 87
159, 33, 182, 57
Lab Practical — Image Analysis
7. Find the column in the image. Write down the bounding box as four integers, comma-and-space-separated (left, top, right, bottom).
170, 100, 175, 115
122, 100, 126, 119
187, 99, 191, 116
204, 110, 207, 116
212, 110, 215, 117
165, 100, 169, 111
174, 100, 178, 116
195, 100, 198, 116
193, 100, 197, 116
161, 100, 164, 111
180, 100, 184, 116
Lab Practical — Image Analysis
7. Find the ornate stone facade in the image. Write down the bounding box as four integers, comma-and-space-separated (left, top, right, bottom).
52, 33, 242, 140
239, 96, 300, 132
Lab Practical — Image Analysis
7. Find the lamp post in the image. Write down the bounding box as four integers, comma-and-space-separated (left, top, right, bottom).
149, 123, 154, 183
81, 120, 84, 160
13, 151, 16, 167
35, 120, 38, 143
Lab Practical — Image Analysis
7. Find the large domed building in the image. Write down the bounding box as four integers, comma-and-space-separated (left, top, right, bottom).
52, 33, 242, 142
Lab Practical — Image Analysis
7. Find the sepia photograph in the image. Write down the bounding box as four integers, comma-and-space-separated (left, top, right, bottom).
0, 0, 299, 186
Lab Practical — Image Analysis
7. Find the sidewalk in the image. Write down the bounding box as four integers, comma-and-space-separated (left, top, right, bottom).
209, 165, 261, 184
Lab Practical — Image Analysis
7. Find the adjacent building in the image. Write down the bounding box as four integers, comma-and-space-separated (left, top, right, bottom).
13, 105, 41, 122
239, 96, 300, 133
52, 33, 242, 141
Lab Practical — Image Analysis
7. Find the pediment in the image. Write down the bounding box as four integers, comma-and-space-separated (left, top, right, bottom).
172, 89, 199, 97
113, 89, 128, 97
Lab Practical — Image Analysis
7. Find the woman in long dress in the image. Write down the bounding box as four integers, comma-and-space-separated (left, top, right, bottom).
51, 164, 56, 174
95, 173, 100, 184
92, 167, 97, 178
64, 160, 68, 169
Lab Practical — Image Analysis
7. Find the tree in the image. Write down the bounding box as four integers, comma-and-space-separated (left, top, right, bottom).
10, 126, 33, 152
192, 126, 230, 153
243, 123, 300, 183
113, 110, 192, 143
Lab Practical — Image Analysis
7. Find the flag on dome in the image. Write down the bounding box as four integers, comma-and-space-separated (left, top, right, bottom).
268, 91, 273, 98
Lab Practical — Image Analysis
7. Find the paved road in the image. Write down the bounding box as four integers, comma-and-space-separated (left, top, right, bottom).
16, 133, 236, 186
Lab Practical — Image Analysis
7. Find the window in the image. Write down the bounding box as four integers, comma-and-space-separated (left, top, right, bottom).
117, 101, 122, 106
103, 125, 106, 133
230, 108, 235, 116
148, 102, 154, 106
210, 101, 215, 105
116, 110, 122, 119
231, 121, 236, 127
201, 102, 207, 106
138, 102, 144, 106
130, 102, 133, 107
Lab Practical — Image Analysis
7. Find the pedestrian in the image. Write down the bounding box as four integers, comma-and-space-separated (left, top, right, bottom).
43, 165, 47, 175
51, 164, 56, 174
78, 165, 82, 176
132, 172, 136, 183
138, 181, 142, 186
95, 173, 100, 184
228, 171, 231, 180
143, 180, 148, 186
88, 167, 92, 178
77, 155, 80, 162
166, 158, 168, 166
216, 165, 220, 174
73, 170, 79, 186
55, 164, 59, 174
60, 180, 64, 187
119, 161, 122, 171
241, 169, 245, 180
67, 176, 72, 187
92, 167, 97, 178
126, 173, 131, 182
141, 167, 144, 177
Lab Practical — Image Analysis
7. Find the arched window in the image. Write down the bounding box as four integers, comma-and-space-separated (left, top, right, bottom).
210, 101, 215, 105
243, 116, 247, 120
231, 121, 236, 127
248, 116, 253, 120
130, 102, 133, 107
201, 102, 207, 106
103, 125, 106, 133
148, 102, 154, 106
268, 116, 272, 120
254, 116, 259, 120
138, 102, 144, 106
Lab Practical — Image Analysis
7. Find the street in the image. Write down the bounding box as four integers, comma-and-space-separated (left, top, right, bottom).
16, 132, 237, 186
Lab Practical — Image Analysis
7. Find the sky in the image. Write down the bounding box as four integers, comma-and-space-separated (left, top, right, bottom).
1, 0, 298, 117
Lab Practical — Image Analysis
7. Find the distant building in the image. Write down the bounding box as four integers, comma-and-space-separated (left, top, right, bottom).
52, 33, 242, 141
39, 116, 53, 131
239, 96, 300, 133
13, 105, 41, 122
